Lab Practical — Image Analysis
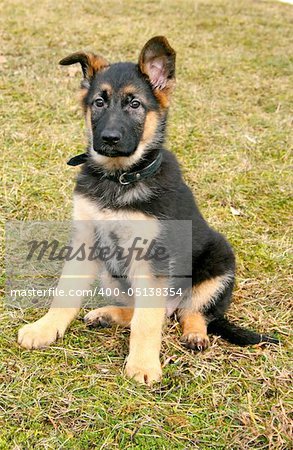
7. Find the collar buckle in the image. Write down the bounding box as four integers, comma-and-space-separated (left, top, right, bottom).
119, 173, 131, 185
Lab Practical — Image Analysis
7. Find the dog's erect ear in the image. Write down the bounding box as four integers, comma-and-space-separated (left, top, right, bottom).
59, 52, 109, 80
139, 36, 176, 91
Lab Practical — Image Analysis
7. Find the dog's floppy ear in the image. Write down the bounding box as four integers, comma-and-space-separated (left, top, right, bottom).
59, 52, 109, 80
139, 36, 176, 91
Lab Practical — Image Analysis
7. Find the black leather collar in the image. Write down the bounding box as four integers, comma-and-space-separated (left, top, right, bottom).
67, 151, 163, 185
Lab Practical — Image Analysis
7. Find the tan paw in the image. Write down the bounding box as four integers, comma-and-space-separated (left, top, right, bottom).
125, 358, 162, 385
180, 332, 210, 351
84, 309, 112, 328
18, 317, 65, 349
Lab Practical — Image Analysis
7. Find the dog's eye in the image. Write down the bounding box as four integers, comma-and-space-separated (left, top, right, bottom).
130, 99, 141, 109
94, 97, 105, 107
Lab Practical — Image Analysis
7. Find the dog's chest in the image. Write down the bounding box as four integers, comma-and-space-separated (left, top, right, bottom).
73, 193, 186, 313
73, 193, 160, 273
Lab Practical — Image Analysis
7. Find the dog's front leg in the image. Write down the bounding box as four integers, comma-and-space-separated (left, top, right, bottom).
125, 273, 166, 385
18, 221, 98, 349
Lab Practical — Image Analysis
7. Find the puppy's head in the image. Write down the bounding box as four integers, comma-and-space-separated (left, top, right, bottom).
60, 36, 176, 170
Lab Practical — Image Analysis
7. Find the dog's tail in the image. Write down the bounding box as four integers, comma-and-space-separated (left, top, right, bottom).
207, 317, 279, 346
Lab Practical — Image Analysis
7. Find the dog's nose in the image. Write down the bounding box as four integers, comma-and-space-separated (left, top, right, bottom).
101, 129, 122, 145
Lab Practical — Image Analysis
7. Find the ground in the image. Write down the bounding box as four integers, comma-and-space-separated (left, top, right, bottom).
0, 0, 292, 448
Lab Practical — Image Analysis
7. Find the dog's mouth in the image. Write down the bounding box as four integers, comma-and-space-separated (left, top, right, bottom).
94, 144, 136, 158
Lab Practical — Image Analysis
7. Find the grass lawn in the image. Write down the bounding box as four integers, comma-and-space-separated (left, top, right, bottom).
0, 0, 292, 448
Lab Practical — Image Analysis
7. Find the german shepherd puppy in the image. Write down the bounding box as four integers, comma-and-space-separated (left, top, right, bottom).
18, 36, 278, 385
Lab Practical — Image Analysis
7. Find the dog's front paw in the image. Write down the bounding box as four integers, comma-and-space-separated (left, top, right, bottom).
125, 356, 162, 385
180, 332, 210, 351
84, 309, 112, 328
18, 317, 65, 349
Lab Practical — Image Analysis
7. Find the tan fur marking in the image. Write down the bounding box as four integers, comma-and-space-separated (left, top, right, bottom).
153, 82, 175, 109
121, 84, 137, 95
99, 83, 112, 95
85, 107, 93, 145
78, 87, 88, 110
177, 274, 232, 351
180, 311, 210, 350
120, 85, 148, 104
108, 306, 133, 325
181, 312, 207, 336
85, 107, 92, 129
191, 274, 232, 311
141, 110, 158, 145
85, 306, 134, 327
87, 54, 109, 77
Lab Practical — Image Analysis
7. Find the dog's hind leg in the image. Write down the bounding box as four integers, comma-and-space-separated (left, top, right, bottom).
18, 220, 98, 349
179, 311, 209, 351
178, 273, 233, 351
